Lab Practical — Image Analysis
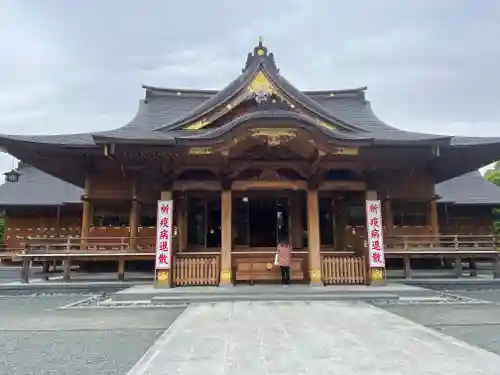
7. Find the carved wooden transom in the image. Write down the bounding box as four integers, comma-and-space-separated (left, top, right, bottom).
233, 144, 303, 161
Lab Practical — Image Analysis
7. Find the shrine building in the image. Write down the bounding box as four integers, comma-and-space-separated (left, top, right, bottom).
1, 40, 500, 285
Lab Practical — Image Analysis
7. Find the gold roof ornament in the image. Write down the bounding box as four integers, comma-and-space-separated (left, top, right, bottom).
184, 119, 210, 130
256, 36, 265, 56
332, 147, 359, 156
251, 128, 296, 147
316, 119, 337, 131
248, 71, 275, 95
188, 147, 213, 155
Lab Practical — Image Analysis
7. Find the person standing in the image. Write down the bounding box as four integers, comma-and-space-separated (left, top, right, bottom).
277, 236, 292, 286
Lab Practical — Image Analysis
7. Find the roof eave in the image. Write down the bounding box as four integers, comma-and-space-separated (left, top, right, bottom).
372, 137, 452, 146
92, 135, 177, 146
260, 62, 364, 132
175, 110, 374, 145
153, 64, 260, 132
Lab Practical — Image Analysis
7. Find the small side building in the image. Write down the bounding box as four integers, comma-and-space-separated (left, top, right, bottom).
436, 171, 500, 235
0, 164, 82, 250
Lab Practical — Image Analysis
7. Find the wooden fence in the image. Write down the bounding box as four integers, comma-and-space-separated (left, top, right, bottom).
321, 254, 367, 285
385, 234, 500, 251
173, 253, 220, 286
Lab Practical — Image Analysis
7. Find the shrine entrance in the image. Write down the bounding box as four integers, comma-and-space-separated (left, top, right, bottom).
233, 194, 290, 248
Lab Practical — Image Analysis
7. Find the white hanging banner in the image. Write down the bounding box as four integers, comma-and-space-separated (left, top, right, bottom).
365, 200, 386, 268
155, 200, 174, 270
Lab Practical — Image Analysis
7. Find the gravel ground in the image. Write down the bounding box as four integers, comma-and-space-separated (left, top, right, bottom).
378, 287, 500, 356
0, 295, 184, 375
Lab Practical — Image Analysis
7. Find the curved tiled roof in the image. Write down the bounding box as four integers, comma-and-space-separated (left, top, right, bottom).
0, 165, 82, 206
0, 40, 499, 187
436, 171, 500, 205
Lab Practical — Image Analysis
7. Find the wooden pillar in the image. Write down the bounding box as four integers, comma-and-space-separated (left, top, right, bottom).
55, 205, 61, 237
383, 199, 393, 236
290, 192, 303, 249
80, 173, 91, 249
160, 190, 172, 201
307, 188, 322, 285
129, 199, 140, 250
428, 199, 439, 236
21, 256, 30, 283
220, 189, 232, 286
129, 174, 140, 250
177, 196, 187, 252
383, 199, 393, 249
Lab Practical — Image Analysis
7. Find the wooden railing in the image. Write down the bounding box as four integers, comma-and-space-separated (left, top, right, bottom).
321, 254, 367, 285
22, 236, 157, 254
385, 234, 500, 252
384, 234, 500, 279
173, 253, 220, 286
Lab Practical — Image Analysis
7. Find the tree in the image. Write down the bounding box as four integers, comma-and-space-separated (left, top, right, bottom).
485, 161, 500, 187
493, 208, 500, 235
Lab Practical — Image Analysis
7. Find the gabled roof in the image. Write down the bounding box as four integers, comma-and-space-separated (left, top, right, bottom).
436, 170, 500, 205
0, 40, 499, 185
0, 164, 82, 207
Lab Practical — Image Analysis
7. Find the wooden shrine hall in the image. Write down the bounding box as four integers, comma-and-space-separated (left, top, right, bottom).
1, 40, 500, 286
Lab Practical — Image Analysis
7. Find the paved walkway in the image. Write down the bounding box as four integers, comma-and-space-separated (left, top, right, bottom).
128, 301, 500, 375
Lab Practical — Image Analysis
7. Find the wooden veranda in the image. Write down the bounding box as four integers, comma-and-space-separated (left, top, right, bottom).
7, 233, 500, 285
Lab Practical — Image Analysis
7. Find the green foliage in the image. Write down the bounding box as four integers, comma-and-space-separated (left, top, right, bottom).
493, 208, 500, 235
485, 161, 500, 185
485, 169, 500, 187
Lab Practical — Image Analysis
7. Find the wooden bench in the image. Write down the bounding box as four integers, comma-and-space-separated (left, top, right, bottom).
233, 252, 306, 283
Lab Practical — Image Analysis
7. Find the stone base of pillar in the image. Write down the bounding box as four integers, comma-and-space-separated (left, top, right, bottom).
369, 267, 387, 286
219, 270, 233, 287
154, 270, 172, 288
309, 269, 323, 287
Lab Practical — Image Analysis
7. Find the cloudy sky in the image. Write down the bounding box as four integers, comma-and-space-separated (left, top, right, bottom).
1, 0, 500, 174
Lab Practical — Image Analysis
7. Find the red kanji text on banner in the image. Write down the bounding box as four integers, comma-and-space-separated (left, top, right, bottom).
365, 200, 386, 268
155, 200, 173, 270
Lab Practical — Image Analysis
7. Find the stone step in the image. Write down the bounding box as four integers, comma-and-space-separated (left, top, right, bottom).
110, 284, 436, 302
147, 292, 400, 304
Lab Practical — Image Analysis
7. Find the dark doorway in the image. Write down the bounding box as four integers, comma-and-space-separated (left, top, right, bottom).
249, 198, 278, 247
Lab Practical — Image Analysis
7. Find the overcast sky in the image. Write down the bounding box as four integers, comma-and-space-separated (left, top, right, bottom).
1, 0, 500, 175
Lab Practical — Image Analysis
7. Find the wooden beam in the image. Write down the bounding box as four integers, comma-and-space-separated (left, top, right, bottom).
319, 181, 366, 191
220, 189, 232, 285
307, 188, 322, 285
428, 199, 439, 236
290, 192, 303, 249
80, 173, 91, 249
173, 180, 222, 191
232, 180, 307, 191
129, 174, 140, 249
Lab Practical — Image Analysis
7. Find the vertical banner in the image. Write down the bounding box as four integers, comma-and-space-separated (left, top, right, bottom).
155, 200, 174, 279
365, 200, 386, 268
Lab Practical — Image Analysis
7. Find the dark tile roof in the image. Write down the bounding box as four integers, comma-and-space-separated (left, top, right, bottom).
1, 41, 500, 185
0, 165, 82, 207
0, 42, 467, 147
436, 170, 500, 205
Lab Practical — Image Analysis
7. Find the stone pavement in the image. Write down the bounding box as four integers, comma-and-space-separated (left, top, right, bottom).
127, 301, 500, 375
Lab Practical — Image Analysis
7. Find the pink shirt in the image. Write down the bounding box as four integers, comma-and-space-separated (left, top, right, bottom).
277, 243, 292, 267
